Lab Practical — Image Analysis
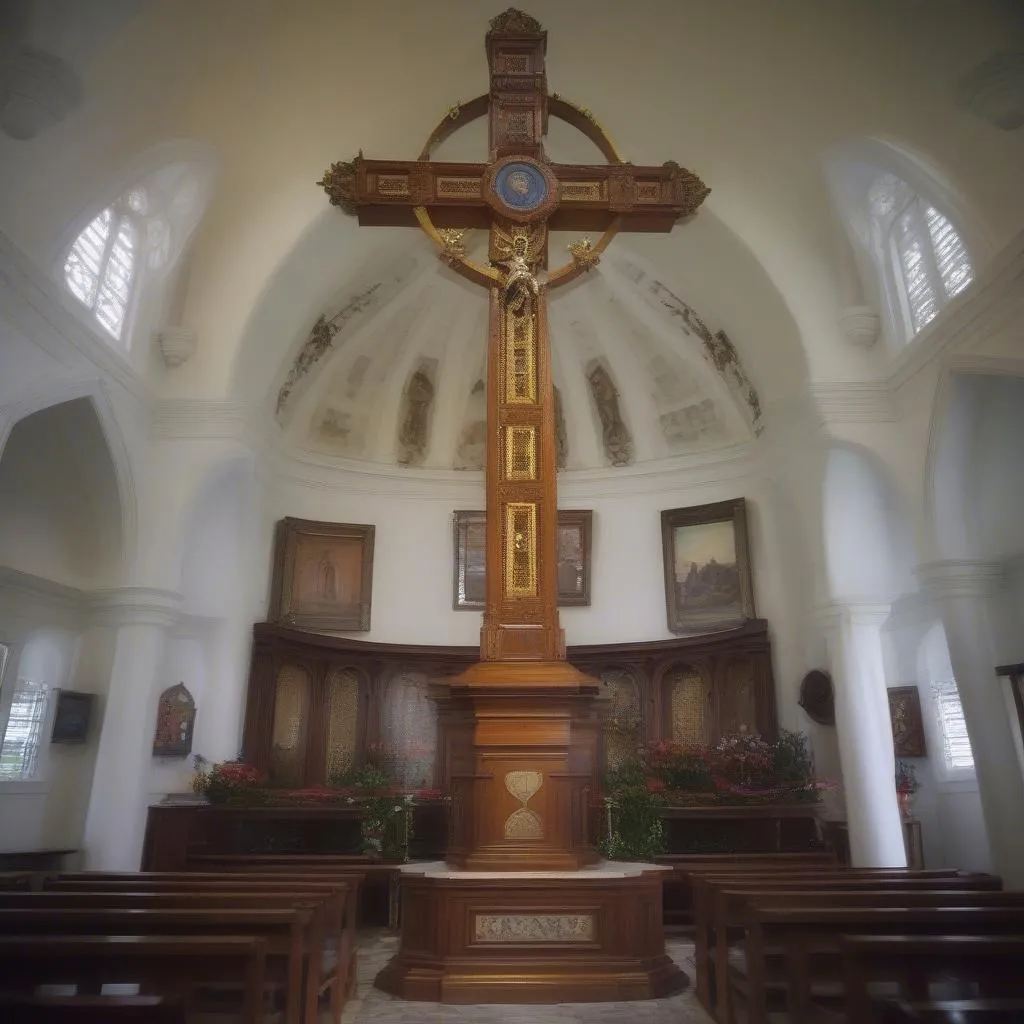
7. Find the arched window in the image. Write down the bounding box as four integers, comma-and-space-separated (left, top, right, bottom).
63, 191, 145, 342
868, 173, 973, 337
60, 147, 215, 350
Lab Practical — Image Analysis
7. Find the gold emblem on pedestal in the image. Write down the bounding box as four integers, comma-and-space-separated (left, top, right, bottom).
504, 769, 544, 839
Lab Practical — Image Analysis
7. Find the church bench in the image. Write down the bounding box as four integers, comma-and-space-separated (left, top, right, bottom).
0, 993, 185, 1023
732, 905, 1024, 1024
701, 875, 1003, 1020
658, 852, 838, 925
0, 906, 316, 1024
869, 997, 1024, 1023
691, 870, 987, 1011
840, 935, 1024, 1023
0, 934, 267, 1024
41, 875, 358, 1010
0, 890, 349, 1023
710, 889, 1024, 1022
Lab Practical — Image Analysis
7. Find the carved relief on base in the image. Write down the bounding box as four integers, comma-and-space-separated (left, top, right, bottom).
474, 913, 595, 943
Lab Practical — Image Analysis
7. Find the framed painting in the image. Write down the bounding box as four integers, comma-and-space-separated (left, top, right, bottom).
270, 517, 375, 631
453, 510, 593, 609
660, 498, 754, 635
152, 683, 197, 757
887, 685, 927, 757
51, 690, 95, 744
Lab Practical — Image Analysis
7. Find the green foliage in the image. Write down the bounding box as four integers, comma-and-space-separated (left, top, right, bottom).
598, 760, 666, 861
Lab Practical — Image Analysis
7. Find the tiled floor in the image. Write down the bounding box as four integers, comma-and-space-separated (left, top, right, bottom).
341, 931, 716, 1023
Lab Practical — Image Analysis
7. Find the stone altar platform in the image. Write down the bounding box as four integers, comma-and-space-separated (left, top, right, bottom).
374, 861, 687, 1004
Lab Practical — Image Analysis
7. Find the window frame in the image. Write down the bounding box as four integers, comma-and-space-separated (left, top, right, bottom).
0, 677, 52, 781
929, 677, 976, 783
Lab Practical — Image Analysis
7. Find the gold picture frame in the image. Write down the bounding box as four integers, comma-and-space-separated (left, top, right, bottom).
453, 509, 593, 609
660, 498, 754, 635
270, 517, 375, 631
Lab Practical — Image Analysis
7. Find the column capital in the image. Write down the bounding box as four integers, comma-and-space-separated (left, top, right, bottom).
86, 587, 183, 628
916, 560, 1006, 600
815, 600, 892, 632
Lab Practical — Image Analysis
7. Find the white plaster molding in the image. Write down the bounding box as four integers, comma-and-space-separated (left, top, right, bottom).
955, 52, 1024, 131
151, 399, 247, 441
815, 601, 893, 633
839, 305, 880, 348
889, 228, 1024, 394
916, 560, 1006, 600
86, 587, 183, 629
156, 326, 197, 368
810, 379, 897, 424
267, 429, 755, 500
0, 230, 149, 405
0, 566, 87, 622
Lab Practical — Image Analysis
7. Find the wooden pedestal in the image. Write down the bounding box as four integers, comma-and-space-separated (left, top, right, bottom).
374, 862, 687, 1003
439, 661, 602, 872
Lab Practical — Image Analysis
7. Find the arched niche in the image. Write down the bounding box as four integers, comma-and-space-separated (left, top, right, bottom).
270, 664, 312, 786
380, 669, 437, 789
0, 397, 124, 588
665, 662, 712, 749
326, 666, 363, 783
598, 666, 642, 771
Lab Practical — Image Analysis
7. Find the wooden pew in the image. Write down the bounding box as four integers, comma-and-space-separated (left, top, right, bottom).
690, 869, 988, 1012
0, 890, 347, 1024
657, 851, 839, 925
841, 934, 1024, 1023
0, 907, 313, 1024
0, 994, 184, 1023
874, 998, 1024, 1023
0, 935, 267, 1024
735, 905, 1024, 1024
41, 874, 358, 1006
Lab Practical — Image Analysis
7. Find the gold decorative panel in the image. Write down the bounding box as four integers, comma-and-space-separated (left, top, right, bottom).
436, 176, 480, 198
503, 769, 544, 839
600, 668, 642, 771
669, 664, 710, 749
636, 181, 661, 202
561, 181, 604, 202
504, 503, 538, 597
270, 665, 311, 786
474, 914, 595, 943
504, 307, 537, 404
505, 425, 537, 481
497, 53, 530, 74
326, 667, 360, 782
375, 174, 409, 196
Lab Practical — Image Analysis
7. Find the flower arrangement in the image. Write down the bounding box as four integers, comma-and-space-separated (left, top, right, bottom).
600, 730, 829, 860
895, 759, 920, 794
190, 753, 446, 862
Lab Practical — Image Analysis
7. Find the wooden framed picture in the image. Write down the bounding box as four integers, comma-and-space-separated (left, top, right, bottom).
152, 683, 197, 758
453, 510, 593, 610
888, 685, 927, 757
660, 498, 754, 635
270, 517, 375, 631
51, 690, 95, 744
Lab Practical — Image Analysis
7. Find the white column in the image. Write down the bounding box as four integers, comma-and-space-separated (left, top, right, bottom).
82, 588, 182, 870
919, 561, 1024, 888
820, 603, 907, 866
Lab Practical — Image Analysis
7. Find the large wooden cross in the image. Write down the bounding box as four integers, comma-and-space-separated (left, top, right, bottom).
321, 9, 708, 869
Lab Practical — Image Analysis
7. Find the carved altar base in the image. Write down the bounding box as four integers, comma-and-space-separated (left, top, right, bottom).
374, 861, 687, 1003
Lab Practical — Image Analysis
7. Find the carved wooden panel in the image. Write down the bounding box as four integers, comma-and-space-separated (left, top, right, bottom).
599, 667, 641, 771
241, 620, 777, 790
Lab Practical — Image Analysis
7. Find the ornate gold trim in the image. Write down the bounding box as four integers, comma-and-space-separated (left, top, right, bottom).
505, 425, 537, 480
504, 502, 538, 597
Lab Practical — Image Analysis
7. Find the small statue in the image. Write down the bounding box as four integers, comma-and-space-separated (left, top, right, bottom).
499, 234, 539, 314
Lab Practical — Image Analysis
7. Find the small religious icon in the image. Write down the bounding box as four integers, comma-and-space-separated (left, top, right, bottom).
153, 682, 197, 757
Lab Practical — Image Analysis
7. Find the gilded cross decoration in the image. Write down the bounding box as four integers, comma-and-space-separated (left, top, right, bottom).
319, 8, 709, 664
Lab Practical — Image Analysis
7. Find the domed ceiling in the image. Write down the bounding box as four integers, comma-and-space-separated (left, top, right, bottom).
272, 240, 762, 473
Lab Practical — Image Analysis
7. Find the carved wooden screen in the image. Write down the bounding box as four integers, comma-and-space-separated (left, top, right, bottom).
720, 656, 758, 736
668, 663, 712, 749
270, 665, 311, 785
599, 667, 642, 771
326, 667, 361, 782
381, 670, 437, 789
